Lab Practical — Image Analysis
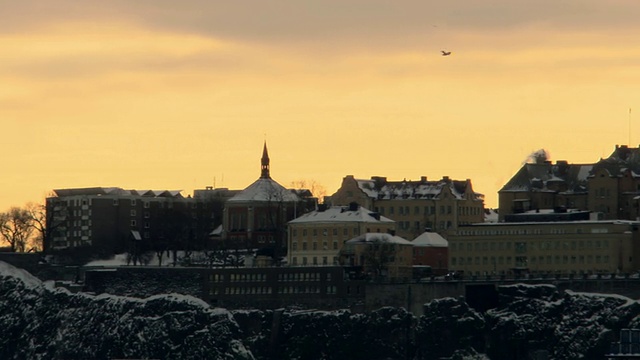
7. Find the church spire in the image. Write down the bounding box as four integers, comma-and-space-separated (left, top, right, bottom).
260, 141, 270, 179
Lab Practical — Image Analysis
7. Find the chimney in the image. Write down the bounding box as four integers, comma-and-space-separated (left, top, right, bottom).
420, 176, 428, 182
556, 160, 568, 176
348, 202, 359, 211
317, 204, 327, 212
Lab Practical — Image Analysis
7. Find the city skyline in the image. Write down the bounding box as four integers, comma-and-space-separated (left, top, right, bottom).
3, 1, 640, 211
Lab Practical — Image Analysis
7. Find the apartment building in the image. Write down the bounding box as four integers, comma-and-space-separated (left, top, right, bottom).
330, 175, 484, 240
45, 187, 214, 256
287, 203, 395, 266
447, 220, 640, 276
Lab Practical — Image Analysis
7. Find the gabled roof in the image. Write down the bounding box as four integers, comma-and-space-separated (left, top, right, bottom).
411, 232, 448, 247
227, 178, 299, 203
288, 205, 394, 224
499, 162, 591, 194
591, 145, 640, 177
353, 177, 482, 201
346, 233, 413, 245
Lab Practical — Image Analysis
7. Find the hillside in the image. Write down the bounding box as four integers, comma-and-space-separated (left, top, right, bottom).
1, 261, 639, 359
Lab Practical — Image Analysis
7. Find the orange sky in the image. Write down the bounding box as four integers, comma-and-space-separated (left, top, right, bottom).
3, 1, 640, 210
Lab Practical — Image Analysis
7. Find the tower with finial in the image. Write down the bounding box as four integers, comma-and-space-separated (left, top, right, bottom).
261, 141, 270, 179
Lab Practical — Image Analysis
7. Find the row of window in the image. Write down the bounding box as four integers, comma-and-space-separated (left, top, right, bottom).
292, 227, 362, 238
451, 239, 611, 252
209, 286, 338, 296
52, 239, 91, 248
278, 272, 327, 282
291, 241, 340, 251
209, 273, 268, 282
456, 228, 611, 236
291, 256, 339, 266
376, 205, 482, 217
209, 272, 332, 283
451, 254, 612, 266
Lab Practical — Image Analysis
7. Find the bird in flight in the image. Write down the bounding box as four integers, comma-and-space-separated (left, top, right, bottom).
441, 51, 451, 56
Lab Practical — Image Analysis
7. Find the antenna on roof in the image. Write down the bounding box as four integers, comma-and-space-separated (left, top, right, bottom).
629, 108, 632, 146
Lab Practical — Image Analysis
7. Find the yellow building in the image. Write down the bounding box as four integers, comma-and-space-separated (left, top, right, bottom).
447, 220, 640, 276
339, 232, 414, 280
330, 175, 484, 240
287, 203, 395, 266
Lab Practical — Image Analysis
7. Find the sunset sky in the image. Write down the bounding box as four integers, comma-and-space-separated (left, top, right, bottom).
3, 1, 640, 210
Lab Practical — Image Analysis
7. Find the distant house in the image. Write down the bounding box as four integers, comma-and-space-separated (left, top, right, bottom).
411, 231, 448, 275
339, 232, 414, 280
287, 203, 395, 267
329, 175, 484, 240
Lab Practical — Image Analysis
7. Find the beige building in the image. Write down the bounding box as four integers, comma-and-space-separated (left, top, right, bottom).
330, 175, 484, 240
339, 232, 414, 280
287, 203, 395, 266
447, 220, 640, 276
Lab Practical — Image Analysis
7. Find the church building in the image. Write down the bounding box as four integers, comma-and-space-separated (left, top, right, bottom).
222, 143, 312, 259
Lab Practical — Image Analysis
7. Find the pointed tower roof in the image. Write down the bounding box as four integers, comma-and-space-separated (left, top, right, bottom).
261, 141, 270, 179
228, 142, 300, 204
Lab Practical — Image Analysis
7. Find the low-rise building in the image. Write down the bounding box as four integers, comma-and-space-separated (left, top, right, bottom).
287, 203, 395, 266
411, 231, 448, 275
447, 220, 640, 276
339, 232, 414, 280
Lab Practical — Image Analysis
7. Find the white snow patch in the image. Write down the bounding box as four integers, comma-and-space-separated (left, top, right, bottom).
0, 261, 42, 288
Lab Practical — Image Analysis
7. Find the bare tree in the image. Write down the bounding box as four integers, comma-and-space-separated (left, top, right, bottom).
263, 182, 292, 266
363, 237, 397, 281
25, 202, 59, 252
290, 179, 328, 202
0, 207, 34, 252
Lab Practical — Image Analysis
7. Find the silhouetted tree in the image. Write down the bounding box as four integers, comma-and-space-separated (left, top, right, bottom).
0, 207, 34, 252
363, 237, 397, 281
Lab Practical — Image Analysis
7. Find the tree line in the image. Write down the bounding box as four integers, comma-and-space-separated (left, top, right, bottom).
0, 202, 48, 252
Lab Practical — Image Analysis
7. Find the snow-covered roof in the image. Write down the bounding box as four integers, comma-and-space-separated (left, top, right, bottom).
346, 233, 413, 245
484, 209, 499, 223
411, 232, 448, 247
289, 205, 394, 224
209, 224, 223, 237
227, 178, 299, 203
353, 177, 481, 201
52, 187, 184, 198
500, 162, 592, 194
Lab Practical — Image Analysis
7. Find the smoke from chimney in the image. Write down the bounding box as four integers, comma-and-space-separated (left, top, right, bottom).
524, 149, 551, 165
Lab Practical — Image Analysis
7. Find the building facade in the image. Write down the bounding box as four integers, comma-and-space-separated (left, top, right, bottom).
411, 231, 449, 275
499, 145, 640, 221
286, 203, 395, 267
447, 220, 640, 276
45, 188, 216, 257
330, 175, 484, 240
339, 232, 414, 280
